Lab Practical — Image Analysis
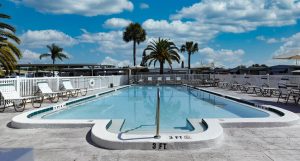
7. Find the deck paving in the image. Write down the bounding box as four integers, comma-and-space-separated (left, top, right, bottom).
0, 87, 300, 161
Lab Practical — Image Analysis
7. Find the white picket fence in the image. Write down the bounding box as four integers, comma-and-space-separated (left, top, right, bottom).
0, 75, 128, 98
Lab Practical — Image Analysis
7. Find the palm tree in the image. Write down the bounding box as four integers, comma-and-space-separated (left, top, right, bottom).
0, 4, 22, 74
40, 44, 69, 76
123, 23, 146, 66
180, 41, 199, 69
143, 38, 180, 74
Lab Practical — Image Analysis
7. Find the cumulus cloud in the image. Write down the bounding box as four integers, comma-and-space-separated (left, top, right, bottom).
103, 18, 132, 29
140, 0, 300, 48
140, 3, 149, 9
273, 32, 300, 56
101, 56, 131, 67
192, 47, 245, 68
20, 30, 77, 48
256, 36, 287, 44
78, 30, 132, 55
10, 0, 133, 16
142, 19, 216, 45
19, 49, 41, 63
171, 0, 300, 33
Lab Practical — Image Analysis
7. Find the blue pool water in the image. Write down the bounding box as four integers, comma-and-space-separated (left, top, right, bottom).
44, 85, 269, 132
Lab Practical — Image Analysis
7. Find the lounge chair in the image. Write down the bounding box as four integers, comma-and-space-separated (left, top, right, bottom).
147, 77, 153, 84
277, 83, 300, 104
36, 81, 70, 103
176, 77, 182, 84
157, 76, 163, 84
165, 76, 171, 84
0, 83, 43, 112
61, 79, 87, 97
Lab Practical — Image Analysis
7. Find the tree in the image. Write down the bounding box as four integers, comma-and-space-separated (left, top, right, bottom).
180, 41, 199, 69
40, 44, 69, 76
143, 38, 180, 74
0, 4, 22, 74
123, 23, 146, 66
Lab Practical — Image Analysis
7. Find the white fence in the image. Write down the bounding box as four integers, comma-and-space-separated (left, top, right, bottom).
131, 74, 300, 88
0, 75, 128, 98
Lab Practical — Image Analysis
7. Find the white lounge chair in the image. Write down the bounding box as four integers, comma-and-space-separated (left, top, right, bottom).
147, 77, 153, 84
0, 83, 43, 112
176, 77, 182, 84
36, 81, 70, 103
61, 79, 87, 97
157, 77, 162, 84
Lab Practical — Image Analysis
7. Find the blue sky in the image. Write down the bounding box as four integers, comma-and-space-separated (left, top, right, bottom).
2, 0, 300, 68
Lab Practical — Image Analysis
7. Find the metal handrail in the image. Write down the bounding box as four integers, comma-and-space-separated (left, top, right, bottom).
154, 87, 161, 139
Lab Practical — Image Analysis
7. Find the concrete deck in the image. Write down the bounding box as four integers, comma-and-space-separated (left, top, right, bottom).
1, 87, 300, 161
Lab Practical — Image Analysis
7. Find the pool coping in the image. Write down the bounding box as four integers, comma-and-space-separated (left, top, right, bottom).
10, 84, 300, 150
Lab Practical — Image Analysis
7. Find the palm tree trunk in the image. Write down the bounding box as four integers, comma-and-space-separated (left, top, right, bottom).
133, 40, 136, 66
52, 59, 55, 77
160, 61, 164, 74
188, 52, 191, 69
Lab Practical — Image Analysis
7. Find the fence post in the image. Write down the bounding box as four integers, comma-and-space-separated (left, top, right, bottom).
56, 76, 60, 91
16, 76, 20, 96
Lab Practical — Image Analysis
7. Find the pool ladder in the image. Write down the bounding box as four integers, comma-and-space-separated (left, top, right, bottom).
154, 87, 161, 139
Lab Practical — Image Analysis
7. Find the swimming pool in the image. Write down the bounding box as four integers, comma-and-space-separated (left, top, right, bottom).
42, 85, 270, 132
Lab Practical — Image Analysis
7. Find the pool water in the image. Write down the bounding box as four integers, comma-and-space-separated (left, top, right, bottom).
44, 85, 269, 132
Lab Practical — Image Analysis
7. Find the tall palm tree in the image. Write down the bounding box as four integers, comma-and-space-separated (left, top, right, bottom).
123, 23, 146, 66
0, 4, 22, 74
143, 38, 180, 74
40, 44, 69, 76
180, 41, 199, 69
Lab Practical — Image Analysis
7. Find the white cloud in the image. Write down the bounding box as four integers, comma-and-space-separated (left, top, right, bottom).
20, 30, 77, 48
140, 3, 149, 9
171, 0, 300, 33
140, 0, 300, 48
103, 18, 132, 29
142, 19, 216, 45
273, 32, 300, 56
10, 0, 134, 16
101, 56, 131, 67
192, 47, 245, 68
256, 35, 287, 44
78, 30, 132, 55
19, 49, 41, 63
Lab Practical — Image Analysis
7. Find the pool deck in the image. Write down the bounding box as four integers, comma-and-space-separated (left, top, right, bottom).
1, 87, 300, 161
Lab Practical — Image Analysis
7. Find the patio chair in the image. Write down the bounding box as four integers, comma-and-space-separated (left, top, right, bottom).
157, 76, 163, 84
176, 77, 182, 84
147, 77, 153, 84
36, 81, 70, 103
165, 76, 171, 84
0, 83, 43, 112
277, 83, 299, 104
61, 79, 87, 97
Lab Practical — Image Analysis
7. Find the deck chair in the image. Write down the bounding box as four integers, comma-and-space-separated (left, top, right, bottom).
165, 76, 171, 84
176, 77, 182, 84
0, 83, 43, 112
277, 84, 299, 104
147, 77, 153, 84
36, 81, 70, 103
61, 79, 87, 97
157, 77, 163, 84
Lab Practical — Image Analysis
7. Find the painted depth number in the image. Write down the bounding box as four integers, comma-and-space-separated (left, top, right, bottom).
152, 143, 167, 150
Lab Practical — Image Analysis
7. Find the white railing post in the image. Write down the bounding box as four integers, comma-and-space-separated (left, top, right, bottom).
56, 76, 60, 91
16, 76, 20, 96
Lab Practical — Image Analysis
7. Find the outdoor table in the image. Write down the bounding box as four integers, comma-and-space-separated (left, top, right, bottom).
261, 87, 279, 97
231, 83, 242, 90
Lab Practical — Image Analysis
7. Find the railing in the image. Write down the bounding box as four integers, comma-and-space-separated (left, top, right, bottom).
0, 75, 128, 105
154, 87, 160, 139
131, 74, 300, 88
